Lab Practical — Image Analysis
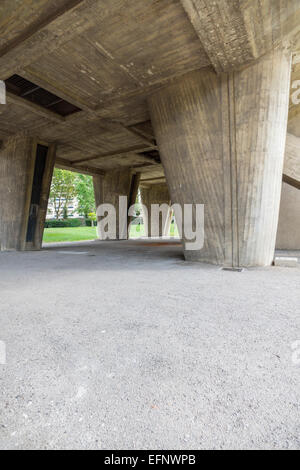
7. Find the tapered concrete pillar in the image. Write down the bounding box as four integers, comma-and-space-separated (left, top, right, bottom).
0, 133, 56, 251
93, 170, 139, 240
140, 183, 172, 237
148, 48, 292, 266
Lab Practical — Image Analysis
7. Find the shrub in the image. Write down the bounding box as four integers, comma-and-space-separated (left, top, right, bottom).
45, 218, 84, 228
85, 218, 97, 227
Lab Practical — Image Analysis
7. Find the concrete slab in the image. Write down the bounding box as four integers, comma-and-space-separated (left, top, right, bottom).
0, 240, 300, 450
274, 257, 299, 267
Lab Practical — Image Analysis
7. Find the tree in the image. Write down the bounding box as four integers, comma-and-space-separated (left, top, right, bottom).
49, 169, 77, 219
74, 174, 96, 218
88, 212, 97, 227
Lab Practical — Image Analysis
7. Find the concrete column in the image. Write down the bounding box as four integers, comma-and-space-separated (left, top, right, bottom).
93, 169, 138, 240
0, 133, 56, 251
140, 183, 172, 237
148, 48, 292, 267
276, 182, 300, 250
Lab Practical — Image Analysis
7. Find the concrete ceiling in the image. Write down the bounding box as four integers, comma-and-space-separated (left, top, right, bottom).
0, 0, 299, 181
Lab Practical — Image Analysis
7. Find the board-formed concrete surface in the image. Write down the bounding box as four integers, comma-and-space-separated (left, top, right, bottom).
0, 240, 300, 450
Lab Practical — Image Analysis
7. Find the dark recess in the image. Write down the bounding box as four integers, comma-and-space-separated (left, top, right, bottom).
139, 150, 161, 164
26, 145, 48, 243
5, 74, 81, 117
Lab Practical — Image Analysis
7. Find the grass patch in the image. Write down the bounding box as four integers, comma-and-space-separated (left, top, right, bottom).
43, 226, 97, 243
130, 223, 179, 238
43, 223, 180, 243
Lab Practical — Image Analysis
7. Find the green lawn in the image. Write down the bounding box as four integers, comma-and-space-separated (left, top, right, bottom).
43, 226, 97, 243
43, 223, 179, 243
130, 223, 179, 238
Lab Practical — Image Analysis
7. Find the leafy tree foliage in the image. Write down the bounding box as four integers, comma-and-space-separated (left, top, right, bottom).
49, 169, 77, 219
74, 174, 96, 218
48, 170, 96, 220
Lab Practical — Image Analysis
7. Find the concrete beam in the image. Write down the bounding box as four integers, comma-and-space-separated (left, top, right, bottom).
131, 164, 164, 174
0, 0, 98, 79
180, 0, 253, 73
140, 176, 167, 185
55, 157, 105, 177
20, 69, 93, 113
72, 145, 157, 165
124, 127, 156, 148
181, 0, 300, 73
7, 91, 65, 124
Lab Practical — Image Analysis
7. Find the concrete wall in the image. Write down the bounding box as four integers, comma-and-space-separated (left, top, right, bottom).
0, 134, 35, 251
276, 182, 300, 250
140, 183, 172, 237
93, 170, 140, 240
0, 134, 56, 251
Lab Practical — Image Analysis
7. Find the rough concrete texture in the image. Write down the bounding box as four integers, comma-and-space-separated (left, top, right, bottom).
276, 182, 300, 250
274, 257, 298, 267
0, 240, 300, 450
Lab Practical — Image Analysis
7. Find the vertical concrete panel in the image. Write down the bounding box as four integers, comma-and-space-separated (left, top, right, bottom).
276, 182, 300, 250
148, 69, 225, 264
140, 183, 171, 237
0, 133, 35, 251
93, 175, 104, 210
35, 143, 56, 249
0, 135, 56, 251
93, 169, 133, 240
234, 48, 292, 266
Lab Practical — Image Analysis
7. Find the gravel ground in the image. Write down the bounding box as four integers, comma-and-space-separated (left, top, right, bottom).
0, 240, 299, 450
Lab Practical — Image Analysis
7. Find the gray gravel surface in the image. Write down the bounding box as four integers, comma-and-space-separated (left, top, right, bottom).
0, 240, 299, 450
